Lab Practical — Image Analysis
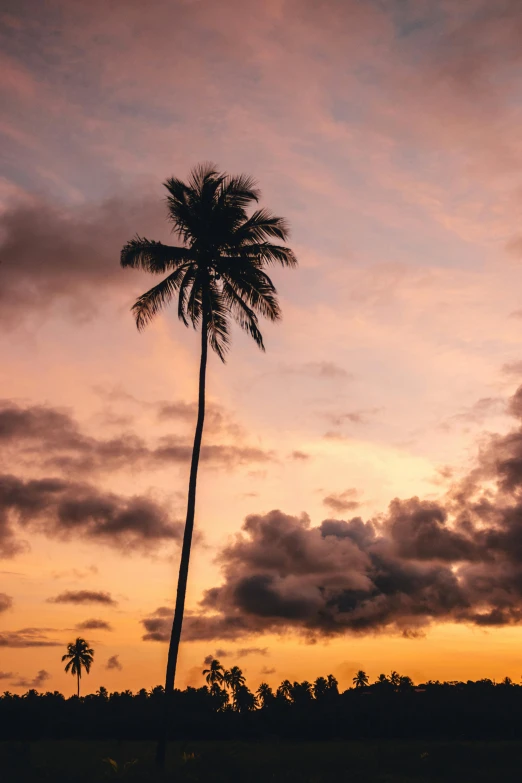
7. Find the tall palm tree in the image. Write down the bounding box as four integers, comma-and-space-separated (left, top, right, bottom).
353, 670, 369, 689
61, 638, 94, 697
121, 163, 297, 765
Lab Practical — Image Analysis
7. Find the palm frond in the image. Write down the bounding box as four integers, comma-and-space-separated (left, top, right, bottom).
121, 237, 193, 273
233, 209, 290, 243
222, 282, 265, 351
237, 242, 298, 267
219, 265, 281, 322
205, 280, 230, 362
218, 174, 260, 210
131, 266, 190, 331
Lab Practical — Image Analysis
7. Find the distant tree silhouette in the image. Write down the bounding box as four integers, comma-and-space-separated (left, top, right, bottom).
313, 676, 328, 700
121, 163, 297, 766
202, 658, 224, 689
4, 666, 522, 743
277, 679, 293, 701
389, 670, 401, 688
61, 638, 94, 697
224, 666, 246, 709
290, 680, 314, 706
256, 682, 275, 708
353, 670, 369, 689
235, 684, 257, 713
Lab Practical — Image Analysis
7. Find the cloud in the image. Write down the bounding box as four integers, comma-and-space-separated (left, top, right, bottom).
142, 386, 522, 641
290, 451, 310, 461
441, 397, 505, 427
202, 649, 230, 665
141, 606, 172, 642
75, 618, 113, 631
323, 489, 360, 513
48, 590, 117, 606
0, 472, 183, 557
11, 669, 51, 689
0, 593, 13, 612
106, 655, 122, 670
0, 628, 61, 647
157, 400, 242, 437
0, 671, 14, 679
502, 361, 522, 376
236, 647, 269, 658
0, 400, 273, 475
281, 362, 352, 380
322, 408, 380, 428
260, 666, 276, 675
0, 195, 164, 325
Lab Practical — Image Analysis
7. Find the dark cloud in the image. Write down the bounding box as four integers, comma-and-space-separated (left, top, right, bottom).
106, 655, 122, 671
0, 472, 183, 557
236, 647, 268, 658
0, 628, 61, 647
0, 195, 164, 325
323, 489, 360, 513
0, 593, 13, 612
76, 618, 113, 631
0, 671, 14, 679
11, 670, 51, 689
0, 400, 273, 475
141, 606, 172, 641
48, 590, 117, 606
261, 666, 276, 675
140, 389, 522, 641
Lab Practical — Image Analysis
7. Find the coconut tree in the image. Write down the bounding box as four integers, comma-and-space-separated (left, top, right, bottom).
121, 163, 297, 765
61, 638, 94, 697
202, 658, 224, 689
224, 665, 246, 709
256, 682, 274, 708
353, 670, 369, 689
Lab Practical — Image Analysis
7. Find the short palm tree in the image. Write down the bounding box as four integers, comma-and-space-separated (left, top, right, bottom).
353, 670, 369, 689
62, 637, 94, 697
121, 163, 297, 765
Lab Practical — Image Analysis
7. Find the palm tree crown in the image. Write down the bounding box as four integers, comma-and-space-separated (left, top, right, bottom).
353, 670, 369, 689
202, 658, 224, 687
62, 637, 94, 697
121, 162, 297, 358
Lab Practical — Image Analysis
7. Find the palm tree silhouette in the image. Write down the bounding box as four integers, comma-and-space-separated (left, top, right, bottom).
278, 679, 293, 701
224, 665, 246, 709
61, 638, 94, 697
202, 658, 224, 689
353, 670, 369, 689
256, 682, 274, 708
121, 164, 296, 765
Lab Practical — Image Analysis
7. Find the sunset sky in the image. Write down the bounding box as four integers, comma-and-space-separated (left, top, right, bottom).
4, 0, 522, 696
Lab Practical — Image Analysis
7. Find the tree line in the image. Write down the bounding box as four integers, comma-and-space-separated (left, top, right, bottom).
4, 658, 522, 741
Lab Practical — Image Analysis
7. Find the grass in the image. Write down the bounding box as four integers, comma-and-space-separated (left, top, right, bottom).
2, 739, 522, 781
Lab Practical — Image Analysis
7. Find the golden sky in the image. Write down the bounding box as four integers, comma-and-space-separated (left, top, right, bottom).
3, 0, 522, 696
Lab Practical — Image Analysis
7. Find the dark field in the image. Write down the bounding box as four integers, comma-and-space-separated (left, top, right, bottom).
3, 740, 522, 782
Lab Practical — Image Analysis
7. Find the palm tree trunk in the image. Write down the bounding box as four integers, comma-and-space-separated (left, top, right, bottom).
156, 312, 208, 767
77, 672, 80, 698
